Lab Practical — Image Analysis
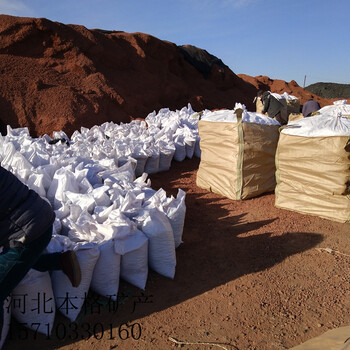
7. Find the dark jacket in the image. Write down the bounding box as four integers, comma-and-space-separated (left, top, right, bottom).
261, 92, 284, 118
302, 99, 321, 117
0, 165, 55, 247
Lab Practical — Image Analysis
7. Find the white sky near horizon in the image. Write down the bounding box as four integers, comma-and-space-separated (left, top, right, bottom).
0, 0, 349, 87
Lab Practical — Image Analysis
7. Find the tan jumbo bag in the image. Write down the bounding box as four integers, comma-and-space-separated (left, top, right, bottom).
254, 97, 264, 114
288, 113, 304, 122
196, 113, 280, 200
275, 133, 350, 222
290, 326, 350, 349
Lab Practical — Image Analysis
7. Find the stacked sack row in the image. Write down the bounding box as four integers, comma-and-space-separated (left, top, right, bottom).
0, 105, 197, 340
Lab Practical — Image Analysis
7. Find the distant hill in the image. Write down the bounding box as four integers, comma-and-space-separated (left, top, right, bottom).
305, 82, 350, 99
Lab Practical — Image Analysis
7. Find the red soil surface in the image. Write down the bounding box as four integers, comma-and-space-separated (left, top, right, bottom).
237, 74, 336, 106
4, 158, 350, 350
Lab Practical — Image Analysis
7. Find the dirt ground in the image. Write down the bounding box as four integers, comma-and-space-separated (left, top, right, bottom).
3, 157, 350, 350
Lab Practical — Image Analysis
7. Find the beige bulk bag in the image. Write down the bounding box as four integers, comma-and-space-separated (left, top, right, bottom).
290, 325, 350, 350
196, 109, 280, 200
254, 97, 264, 114
288, 113, 304, 122
275, 115, 350, 222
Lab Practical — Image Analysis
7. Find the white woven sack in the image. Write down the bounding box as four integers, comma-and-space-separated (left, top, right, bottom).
12, 270, 56, 335
0, 297, 11, 350
47, 167, 80, 210
185, 140, 196, 159
166, 189, 186, 248
158, 148, 175, 172
173, 140, 186, 162
136, 208, 176, 279
27, 172, 47, 197
90, 240, 121, 300
51, 244, 100, 322
99, 160, 136, 185
194, 138, 201, 158
134, 155, 148, 177
117, 228, 149, 290
144, 153, 160, 175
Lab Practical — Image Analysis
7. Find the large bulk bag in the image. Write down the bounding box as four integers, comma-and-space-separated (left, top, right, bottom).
196, 109, 280, 200
275, 114, 350, 222
290, 325, 350, 350
254, 97, 264, 114
318, 100, 350, 117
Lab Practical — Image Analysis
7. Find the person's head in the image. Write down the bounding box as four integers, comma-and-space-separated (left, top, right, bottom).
262, 91, 270, 100
257, 90, 264, 98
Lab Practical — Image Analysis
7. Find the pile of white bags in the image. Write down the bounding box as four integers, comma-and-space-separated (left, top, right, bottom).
0, 106, 191, 339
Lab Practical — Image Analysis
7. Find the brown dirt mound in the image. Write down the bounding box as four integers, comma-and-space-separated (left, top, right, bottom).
0, 15, 343, 138
0, 15, 256, 137
238, 74, 338, 106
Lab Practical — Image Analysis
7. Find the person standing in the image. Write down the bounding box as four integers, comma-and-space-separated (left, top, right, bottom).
0, 165, 81, 339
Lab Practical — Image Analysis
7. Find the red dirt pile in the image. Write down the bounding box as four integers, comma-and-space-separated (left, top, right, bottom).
0, 15, 255, 137
0, 15, 342, 137
238, 74, 337, 106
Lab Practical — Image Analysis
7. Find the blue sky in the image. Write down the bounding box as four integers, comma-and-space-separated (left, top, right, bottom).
1, 0, 349, 86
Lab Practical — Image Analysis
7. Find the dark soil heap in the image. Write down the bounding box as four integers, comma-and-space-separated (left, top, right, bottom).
305, 82, 350, 99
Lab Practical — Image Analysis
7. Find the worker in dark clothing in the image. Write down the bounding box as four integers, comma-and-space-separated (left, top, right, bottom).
302, 98, 321, 117
258, 91, 284, 124
0, 165, 81, 340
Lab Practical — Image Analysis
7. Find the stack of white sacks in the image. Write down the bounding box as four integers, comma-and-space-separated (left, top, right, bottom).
0, 105, 198, 337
